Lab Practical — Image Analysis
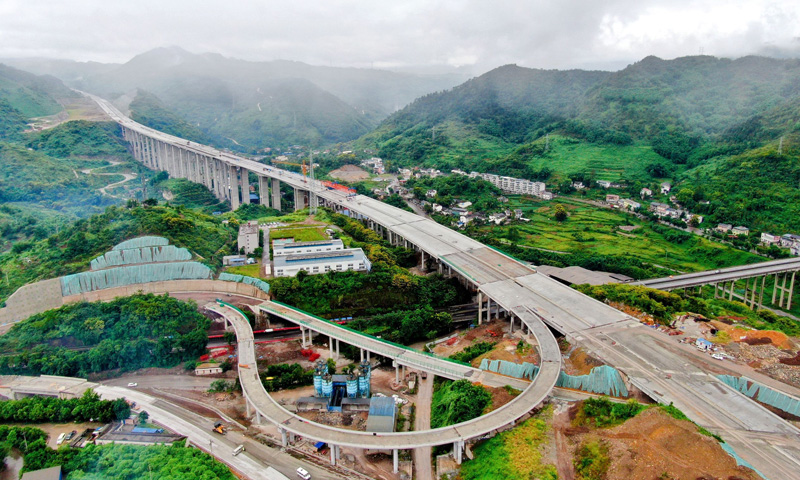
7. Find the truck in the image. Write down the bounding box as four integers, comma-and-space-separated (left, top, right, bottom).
212, 422, 226, 435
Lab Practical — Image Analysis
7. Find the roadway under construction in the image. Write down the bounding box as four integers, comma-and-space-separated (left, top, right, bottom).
86, 92, 800, 479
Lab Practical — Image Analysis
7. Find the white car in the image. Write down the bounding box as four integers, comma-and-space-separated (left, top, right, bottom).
711, 354, 725, 361
296, 467, 311, 480
127, 382, 138, 387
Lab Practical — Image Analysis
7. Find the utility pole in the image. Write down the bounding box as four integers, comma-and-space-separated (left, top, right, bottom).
432, 126, 435, 141
778, 136, 784, 156
545, 133, 550, 151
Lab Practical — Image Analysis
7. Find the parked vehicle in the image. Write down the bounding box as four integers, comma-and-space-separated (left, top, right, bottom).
232, 444, 245, 456
296, 467, 311, 479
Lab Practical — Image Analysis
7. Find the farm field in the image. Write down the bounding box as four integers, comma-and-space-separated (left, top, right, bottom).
484, 197, 763, 273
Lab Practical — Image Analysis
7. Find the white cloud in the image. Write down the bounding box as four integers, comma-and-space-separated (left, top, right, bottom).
0, 0, 798, 71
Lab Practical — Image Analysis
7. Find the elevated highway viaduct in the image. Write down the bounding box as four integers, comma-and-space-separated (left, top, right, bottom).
90, 92, 800, 479
637, 257, 800, 311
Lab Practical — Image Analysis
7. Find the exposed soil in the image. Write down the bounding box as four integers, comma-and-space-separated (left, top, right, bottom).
565, 347, 604, 376
565, 406, 761, 480
484, 385, 519, 412
329, 165, 370, 182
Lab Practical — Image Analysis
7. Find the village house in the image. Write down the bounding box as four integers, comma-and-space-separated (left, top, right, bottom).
660, 182, 672, 194
597, 180, 612, 189
572, 182, 586, 190
605, 194, 620, 204
761, 233, 781, 245
732, 226, 750, 236
425, 189, 437, 198
716, 223, 733, 233
620, 198, 641, 210
780, 234, 800, 248
540, 191, 555, 200
640, 187, 653, 198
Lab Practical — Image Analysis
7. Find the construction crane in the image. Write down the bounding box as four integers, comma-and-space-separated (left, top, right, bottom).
271, 151, 317, 214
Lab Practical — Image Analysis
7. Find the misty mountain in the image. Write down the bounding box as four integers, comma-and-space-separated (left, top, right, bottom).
0, 63, 75, 118
8, 47, 469, 150
364, 54, 800, 167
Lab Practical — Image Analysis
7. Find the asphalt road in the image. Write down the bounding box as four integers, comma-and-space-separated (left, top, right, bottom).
95, 386, 348, 480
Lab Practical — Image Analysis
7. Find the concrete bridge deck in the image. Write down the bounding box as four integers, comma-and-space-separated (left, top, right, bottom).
208, 301, 561, 451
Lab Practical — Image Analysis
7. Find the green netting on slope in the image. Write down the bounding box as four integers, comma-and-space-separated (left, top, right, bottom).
218, 273, 270, 294
718, 374, 800, 418
480, 358, 539, 380
91, 245, 193, 270
557, 365, 628, 397
61, 262, 213, 296
720, 443, 767, 479
478, 359, 628, 397
112, 236, 169, 251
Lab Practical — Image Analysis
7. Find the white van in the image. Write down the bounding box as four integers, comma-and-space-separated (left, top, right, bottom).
232, 445, 245, 456
296, 467, 311, 480
56, 433, 66, 445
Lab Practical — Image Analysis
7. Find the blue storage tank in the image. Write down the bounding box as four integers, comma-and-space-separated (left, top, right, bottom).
313, 374, 323, 396
346, 377, 358, 398
321, 376, 333, 397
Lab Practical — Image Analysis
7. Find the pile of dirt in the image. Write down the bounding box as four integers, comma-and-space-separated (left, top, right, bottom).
299, 411, 368, 431
255, 342, 304, 365
565, 347, 604, 376
329, 165, 370, 181
723, 325, 795, 350
574, 408, 761, 480
484, 385, 520, 412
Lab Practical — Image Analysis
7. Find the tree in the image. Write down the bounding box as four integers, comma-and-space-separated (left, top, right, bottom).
554, 204, 568, 222
138, 411, 149, 424
326, 358, 336, 375
223, 331, 236, 347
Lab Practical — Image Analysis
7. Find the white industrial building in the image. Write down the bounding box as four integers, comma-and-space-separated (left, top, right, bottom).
273, 249, 372, 277
465, 171, 546, 196
273, 239, 345, 257
237, 222, 260, 254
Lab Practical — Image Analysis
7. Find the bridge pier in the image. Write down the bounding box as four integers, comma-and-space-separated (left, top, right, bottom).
477, 292, 483, 326
240, 168, 250, 205
280, 427, 287, 447
393, 449, 399, 473
259, 176, 270, 208
229, 165, 240, 210
272, 178, 282, 211
454, 440, 464, 464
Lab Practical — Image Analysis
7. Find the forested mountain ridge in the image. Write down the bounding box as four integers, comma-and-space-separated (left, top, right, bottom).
0, 63, 76, 117
6, 47, 469, 151
362, 55, 800, 169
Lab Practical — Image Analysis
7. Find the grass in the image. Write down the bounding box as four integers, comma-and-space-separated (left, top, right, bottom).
574, 440, 610, 480
487, 196, 763, 273
225, 264, 263, 278
460, 405, 557, 480
269, 226, 327, 242
530, 135, 675, 182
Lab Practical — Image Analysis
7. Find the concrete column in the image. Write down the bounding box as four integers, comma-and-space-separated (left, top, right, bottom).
336, 339, 340, 359
729, 280, 735, 301
330, 445, 336, 466
330, 338, 334, 357
203, 157, 213, 190
509, 316, 514, 333
272, 178, 282, 211
215, 160, 225, 199
395, 362, 400, 382
366, 350, 370, 362
255, 409, 261, 424
259, 176, 270, 208
420, 251, 426, 271
240, 168, 251, 204
360, 349, 364, 362
759, 275, 766, 310
280, 428, 288, 447
393, 449, 399, 474
454, 441, 463, 464
230, 165, 240, 210
779, 274, 787, 307
788, 271, 796, 310
772, 274, 779, 305
477, 292, 483, 326
245, 398, 252, 418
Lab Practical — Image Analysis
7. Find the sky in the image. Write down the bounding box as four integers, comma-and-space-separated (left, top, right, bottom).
1, 0, 799, 72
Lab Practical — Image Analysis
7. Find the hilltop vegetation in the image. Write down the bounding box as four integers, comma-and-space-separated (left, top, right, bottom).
0, 63, 75, 118
0, 293, 210, 377
0, 203, 236, 303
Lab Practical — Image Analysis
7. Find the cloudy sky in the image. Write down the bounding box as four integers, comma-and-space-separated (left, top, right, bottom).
1, 0, 799, 72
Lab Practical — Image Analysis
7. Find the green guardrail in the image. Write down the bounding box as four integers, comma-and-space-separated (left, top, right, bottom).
440, 257, 477, 283
268, 301, 471, 369
216, 300, 253, 323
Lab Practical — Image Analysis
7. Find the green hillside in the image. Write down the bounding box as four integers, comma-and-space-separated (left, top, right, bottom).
129, 89, 210, 144
0, 63, 75, 117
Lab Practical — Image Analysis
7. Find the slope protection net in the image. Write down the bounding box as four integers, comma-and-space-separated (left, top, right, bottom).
90, 245, 192, 270
718, 374, 800, 417
479, 358, 628, 397
112, 236, 170, 251
61, 262, 213, 296
218, 273, 271, 294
